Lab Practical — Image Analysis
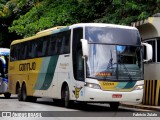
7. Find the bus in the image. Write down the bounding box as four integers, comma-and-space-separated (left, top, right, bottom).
8, 23, 152, 109
0, 48, 11, 98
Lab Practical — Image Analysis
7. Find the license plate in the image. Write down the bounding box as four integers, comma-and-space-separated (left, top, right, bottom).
112, 94, 122, 98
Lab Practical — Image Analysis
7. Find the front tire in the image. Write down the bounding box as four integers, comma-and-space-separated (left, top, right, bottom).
109, 102, 119, 110
64, 85, 73, 108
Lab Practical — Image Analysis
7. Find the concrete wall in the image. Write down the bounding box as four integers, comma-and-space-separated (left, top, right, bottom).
132, 16, 160, 106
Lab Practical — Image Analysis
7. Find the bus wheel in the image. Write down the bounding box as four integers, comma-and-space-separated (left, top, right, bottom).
64, 86, 73, 108
53, 99, 62, 105
22, 84, 28, 101
4, 93, 11, 98
109, 102, 119, 110
28, 96, 37, 102
18, 87, 23, 101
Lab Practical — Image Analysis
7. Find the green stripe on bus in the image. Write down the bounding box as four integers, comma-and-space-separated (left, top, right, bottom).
40, 55, 59, 90
116, 82, 128, 89
34, 57, 50, 90
115, 82, 136, 89
124, 81, 136, 89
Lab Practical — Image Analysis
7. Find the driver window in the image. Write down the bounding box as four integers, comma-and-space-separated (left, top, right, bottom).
72, 28, 84, 81
76, 49, 84, 81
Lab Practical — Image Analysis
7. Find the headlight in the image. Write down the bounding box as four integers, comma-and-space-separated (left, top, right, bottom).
134, 85, 144, 90
84, 82, 101, 89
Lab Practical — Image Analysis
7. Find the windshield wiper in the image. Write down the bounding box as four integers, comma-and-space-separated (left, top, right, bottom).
118, 55, 132, 81
107, 50, 113, 69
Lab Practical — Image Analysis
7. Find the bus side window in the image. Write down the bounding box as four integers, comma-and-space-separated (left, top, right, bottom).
60, 30, 71, 54
43, 36, 50, 57
48, 34, 57, 56
10, 46, 15, 61
36, 37, 47, 57
27, 41, 37, 59
19, 43, 27, 60
26, 42, 32, 59
56, 34, 63, 55
72, 28, 84, 81
36, 39, 43, 57
14, 44, 20, 61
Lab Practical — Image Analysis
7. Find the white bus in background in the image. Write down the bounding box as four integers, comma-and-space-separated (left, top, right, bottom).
8, 23, 152, 109
0, 48, 11, 98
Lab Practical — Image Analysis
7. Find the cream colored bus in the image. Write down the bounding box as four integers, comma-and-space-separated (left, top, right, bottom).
8, 23, 152, 109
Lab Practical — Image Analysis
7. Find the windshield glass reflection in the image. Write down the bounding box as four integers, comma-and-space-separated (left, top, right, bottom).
86, 44, 143, 81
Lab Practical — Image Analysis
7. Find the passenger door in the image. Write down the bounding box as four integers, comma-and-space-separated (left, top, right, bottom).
72, 27, 85, 101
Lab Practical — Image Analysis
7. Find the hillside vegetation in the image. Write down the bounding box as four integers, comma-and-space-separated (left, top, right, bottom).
0, 0, 159, 47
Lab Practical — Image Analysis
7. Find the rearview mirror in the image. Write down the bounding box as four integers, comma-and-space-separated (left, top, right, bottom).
142, 43, 152, 62
81, 39, 89, 57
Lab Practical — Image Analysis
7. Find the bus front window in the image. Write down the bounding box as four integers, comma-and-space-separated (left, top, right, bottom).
116, 45, 143, 80
86, 44, 117, 80
86, 44, 143, 81
85, 26, 143, 81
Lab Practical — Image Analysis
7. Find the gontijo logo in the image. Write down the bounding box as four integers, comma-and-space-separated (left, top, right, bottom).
19, 62, 36, 71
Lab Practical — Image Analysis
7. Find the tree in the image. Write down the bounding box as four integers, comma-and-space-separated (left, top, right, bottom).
8, 0, 112, 37
95, 0, 160, 25
1, 0, 160, 44
0, 0, 35, 47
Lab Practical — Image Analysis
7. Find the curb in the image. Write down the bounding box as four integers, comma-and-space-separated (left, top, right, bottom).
120, 103, 160, 111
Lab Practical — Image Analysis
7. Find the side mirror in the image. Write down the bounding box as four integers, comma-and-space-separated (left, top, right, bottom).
142, 43, 153, 62
81, 39, 89, 57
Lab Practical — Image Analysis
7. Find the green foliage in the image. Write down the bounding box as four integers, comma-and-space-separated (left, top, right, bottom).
95, 0, 159, 25
9, 0, 111, 37
1, 0, 160, 42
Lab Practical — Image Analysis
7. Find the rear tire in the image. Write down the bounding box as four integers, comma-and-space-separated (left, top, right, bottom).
28, 96, 37, 102
18, 87, 23, 101
4, 93, 11, 98
22, 84, 28, 101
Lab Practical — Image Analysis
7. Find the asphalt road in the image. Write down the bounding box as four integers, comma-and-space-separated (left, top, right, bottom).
0, 94, 159, 120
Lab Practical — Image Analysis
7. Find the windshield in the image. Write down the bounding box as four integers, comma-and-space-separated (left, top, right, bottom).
85, 26, 141, 45
86, 44, 143, 81
85, 26, 143, 81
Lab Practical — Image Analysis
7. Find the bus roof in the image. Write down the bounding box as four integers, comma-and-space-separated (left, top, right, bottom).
11, 26, 68, 45
69, 23, 138, 30
0, 48, 10, 56
36, 26, 66, 35
11, 23, 138, 45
